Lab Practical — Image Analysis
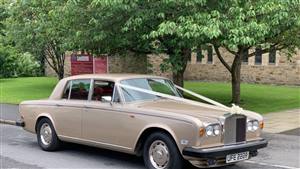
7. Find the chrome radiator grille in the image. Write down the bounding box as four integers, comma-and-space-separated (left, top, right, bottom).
223, 114, 247, 144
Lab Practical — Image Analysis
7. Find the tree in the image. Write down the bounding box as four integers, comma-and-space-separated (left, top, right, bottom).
5, 0, 72, 79
61, 0, 210, 86
152, 0, 300, 104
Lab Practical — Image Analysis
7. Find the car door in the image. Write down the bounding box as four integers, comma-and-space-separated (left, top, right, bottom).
53, 79, 91, 139
82, 80, 135, 150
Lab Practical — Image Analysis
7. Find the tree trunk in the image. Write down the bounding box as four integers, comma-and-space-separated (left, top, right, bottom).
57, 67, 64, 80
231, 50, 243, 105
171, 48, 191, 87
172, 70, 184, 87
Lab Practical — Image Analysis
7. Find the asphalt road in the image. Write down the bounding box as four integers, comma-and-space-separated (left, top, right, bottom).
1, 104, 300, 169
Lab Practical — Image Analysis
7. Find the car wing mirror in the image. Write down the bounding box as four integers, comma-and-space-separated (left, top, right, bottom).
101, 96, 112, 103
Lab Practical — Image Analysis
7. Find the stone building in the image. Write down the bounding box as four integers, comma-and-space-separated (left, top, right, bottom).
46, 48, 300, 85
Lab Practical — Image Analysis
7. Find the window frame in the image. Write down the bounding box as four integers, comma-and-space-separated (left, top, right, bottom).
255, 47, 262, 65
61, 79, 92, 101
90, 79, 118, 103
269, 46, 276, 65
207, 46, 213, 64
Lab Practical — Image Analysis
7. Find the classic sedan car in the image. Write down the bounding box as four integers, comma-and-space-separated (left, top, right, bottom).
19, 74, 267, 169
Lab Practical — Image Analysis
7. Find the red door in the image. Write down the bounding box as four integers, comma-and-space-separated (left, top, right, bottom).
71, 54, 108, 75
94, 56, 108, 74
71, 54, 93, 75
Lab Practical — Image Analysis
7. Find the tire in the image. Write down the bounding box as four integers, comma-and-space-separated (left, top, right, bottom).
36, 118, 61, 151
143, 132, 183, 169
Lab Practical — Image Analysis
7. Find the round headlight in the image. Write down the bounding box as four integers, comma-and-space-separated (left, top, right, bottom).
206, 125, 214, 136
247, 121, 253, 131
247, 120, 259, 131
252, 121, 259, 131
213, 125, 221, 135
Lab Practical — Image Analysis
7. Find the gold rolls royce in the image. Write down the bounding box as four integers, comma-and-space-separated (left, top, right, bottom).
19, 74, 267, 169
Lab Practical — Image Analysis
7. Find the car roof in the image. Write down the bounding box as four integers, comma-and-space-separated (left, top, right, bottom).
63, 73, 169, 82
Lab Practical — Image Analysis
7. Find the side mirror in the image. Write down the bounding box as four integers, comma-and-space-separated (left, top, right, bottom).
101, 96, 112, 103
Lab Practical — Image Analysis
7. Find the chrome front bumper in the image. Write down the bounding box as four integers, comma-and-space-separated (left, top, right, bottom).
183, 139, 268, 158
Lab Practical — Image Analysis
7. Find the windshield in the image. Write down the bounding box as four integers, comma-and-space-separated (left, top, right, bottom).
120, 78, 181, 102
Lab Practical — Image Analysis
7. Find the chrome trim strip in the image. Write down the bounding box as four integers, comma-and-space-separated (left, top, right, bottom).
58, 135, 132, 150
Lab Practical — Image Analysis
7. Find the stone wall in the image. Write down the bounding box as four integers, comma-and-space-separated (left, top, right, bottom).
147, 54, 172, 79
108, 54, 148, 74
46, 49, 300, 85
184, 48, 300, 85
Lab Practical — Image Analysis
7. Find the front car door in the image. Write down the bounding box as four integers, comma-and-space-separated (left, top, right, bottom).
82, 79, 135, 151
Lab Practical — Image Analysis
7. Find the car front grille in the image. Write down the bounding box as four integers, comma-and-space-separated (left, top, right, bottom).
223, 114, 247, 145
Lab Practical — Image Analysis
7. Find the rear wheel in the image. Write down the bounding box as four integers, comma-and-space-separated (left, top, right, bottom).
37, 118, 61, 151
143, 132, 183, 169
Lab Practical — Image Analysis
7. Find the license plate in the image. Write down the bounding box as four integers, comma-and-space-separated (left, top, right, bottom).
226, 151, 249, 163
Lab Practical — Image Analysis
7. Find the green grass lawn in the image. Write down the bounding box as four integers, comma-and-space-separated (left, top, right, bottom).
185, 81, 300, 114
0, 77, 299, 114
0, 77, 58, 104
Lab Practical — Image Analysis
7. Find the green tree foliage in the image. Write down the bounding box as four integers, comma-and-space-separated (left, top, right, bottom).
61, 0, 210, 86
145, 0, 300, 104
5, 0, 72, 79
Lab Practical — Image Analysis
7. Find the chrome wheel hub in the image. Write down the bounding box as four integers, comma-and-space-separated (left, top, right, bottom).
40, 123, 52, 146
149, 140, 169, 169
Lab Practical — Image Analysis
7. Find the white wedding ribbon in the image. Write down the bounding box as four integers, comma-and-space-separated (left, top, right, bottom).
116, 83, 244, 114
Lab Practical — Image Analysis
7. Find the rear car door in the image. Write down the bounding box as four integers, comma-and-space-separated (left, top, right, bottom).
53, 79, 91, 139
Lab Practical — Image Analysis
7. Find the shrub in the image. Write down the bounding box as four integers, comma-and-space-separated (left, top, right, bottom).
0, 44, 41, 78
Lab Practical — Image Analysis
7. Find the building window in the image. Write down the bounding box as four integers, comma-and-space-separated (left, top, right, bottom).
196, 47, 203, 63
255, 47, 262, 65
207, 46, 213, 64
242, 49, 249, 64
188, 53, 191, 62
269, 46, 276, 64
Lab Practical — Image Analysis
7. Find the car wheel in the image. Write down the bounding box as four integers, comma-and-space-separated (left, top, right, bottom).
37, 118, 61, 151
143, 132, 183, 169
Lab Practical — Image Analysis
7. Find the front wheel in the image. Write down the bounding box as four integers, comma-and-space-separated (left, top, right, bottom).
36, 118, 61, 151
143, 132, 183, 169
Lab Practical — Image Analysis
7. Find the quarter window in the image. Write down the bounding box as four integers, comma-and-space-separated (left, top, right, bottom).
62, 81, 71, 99
70, 79, 91, 100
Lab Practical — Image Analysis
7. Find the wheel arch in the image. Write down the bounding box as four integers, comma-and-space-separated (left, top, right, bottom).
134, 125, 180, 156
35, 113, 56, 133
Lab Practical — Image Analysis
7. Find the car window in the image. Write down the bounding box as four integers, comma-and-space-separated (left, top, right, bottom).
70, 79, 91, 100
120, 78, 181, 102
62, 81, 71, 99
92, 80, 115, 102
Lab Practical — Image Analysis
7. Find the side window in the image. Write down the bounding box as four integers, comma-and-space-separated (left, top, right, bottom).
70, 79, 91, 100
92, 80, 114, 102
62, 81, 71, 99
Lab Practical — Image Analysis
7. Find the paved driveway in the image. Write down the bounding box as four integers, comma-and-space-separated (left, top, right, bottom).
1, 104, 300, 169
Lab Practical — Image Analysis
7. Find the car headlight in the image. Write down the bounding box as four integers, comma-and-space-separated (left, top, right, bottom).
205, 124, 221, 136
247, 120, 259, 132
206, 125, 214, 136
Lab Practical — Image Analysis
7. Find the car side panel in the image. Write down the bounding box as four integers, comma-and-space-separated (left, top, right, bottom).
81, 102, 199, 154
19, 100, 83, 139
